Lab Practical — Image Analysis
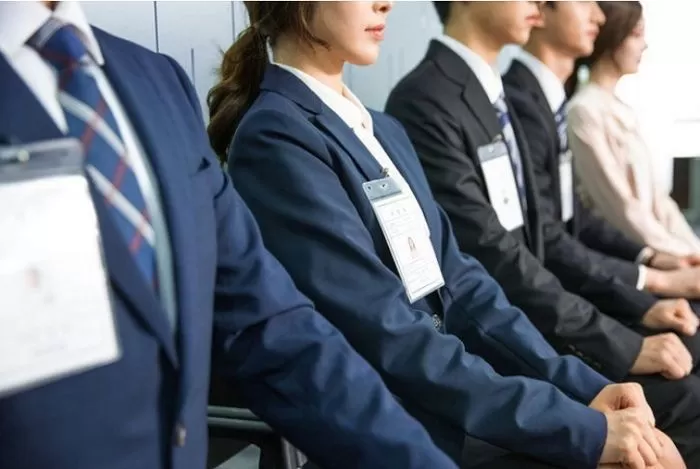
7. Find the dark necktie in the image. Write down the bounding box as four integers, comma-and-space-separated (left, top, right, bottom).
493, 94, 528, 210
28, 18, 158, 290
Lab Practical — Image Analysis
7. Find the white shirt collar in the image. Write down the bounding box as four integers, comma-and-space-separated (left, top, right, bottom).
273, 62, 373, 132
0, 1, 104, 65
514, 49, 565, 113
436, 34, 504, 104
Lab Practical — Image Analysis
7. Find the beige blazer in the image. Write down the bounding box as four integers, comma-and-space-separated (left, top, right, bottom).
568, 83, 700, 256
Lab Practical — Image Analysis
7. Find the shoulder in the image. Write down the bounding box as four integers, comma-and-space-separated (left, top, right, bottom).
567, 87, 606, 125
93, 27, 196, 109
94, 27, 177, 76
369, 110, 413, 144
387, 59, 456, 109
231, 92, 330, 161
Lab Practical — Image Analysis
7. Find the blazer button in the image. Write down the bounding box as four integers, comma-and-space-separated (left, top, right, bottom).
174, 423, 187, 447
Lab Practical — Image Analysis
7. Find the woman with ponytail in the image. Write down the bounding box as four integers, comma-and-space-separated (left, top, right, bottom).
208, 2, 685, 469
568, 1, 700, 260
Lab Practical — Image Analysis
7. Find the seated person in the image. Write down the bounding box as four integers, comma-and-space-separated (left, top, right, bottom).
211, 1, 681, 468
503, 1, 700, 300
567, 1, 700, 259
0, 2, 461, 469
384, 1, 700, 464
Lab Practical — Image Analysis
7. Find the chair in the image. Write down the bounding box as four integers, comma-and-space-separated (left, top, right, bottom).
207, 377, 309, 469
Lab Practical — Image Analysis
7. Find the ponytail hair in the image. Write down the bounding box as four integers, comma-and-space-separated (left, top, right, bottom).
207, 1, 325, 163
207, 26, 267, 162
565, 1, 643, 99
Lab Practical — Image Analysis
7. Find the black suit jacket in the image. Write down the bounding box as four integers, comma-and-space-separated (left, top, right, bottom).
502, 60, 655, 311
385, 40, 641, 380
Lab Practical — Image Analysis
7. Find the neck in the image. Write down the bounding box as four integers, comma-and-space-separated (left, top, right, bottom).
588, 61, 621, 93
444, 21, 502, 66
42, 1, 58, 10
523, 40, 574, 84
273, 37, 345, 94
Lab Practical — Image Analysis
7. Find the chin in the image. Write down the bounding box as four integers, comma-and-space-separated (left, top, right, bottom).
348, 50, 380, 67
576, 43, 595, 59
624, 64, 640, 75
512, 31, 531, 46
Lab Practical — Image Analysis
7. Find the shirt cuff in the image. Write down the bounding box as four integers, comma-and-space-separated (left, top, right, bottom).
636, 265, 647, 290
635, 247, 654, 265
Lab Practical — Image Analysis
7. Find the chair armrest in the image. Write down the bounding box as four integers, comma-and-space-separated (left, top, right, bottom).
208, 406, 273, 434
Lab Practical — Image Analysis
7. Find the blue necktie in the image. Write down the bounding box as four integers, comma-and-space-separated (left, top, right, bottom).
554, 103, 569, 153
493, 94, 528, 210
28, 19, 158, 290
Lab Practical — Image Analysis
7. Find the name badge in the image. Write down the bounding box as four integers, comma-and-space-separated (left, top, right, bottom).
363, 177, 445, 303
559, 149, 574, 222
478, 140, 524, 231
0, 139, 120, 398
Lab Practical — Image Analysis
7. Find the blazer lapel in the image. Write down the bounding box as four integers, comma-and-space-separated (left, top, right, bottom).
98, 34, 202, 369
461, 78, 502, 140
314, 112, 385, 181
0, 56, 62, 142
508, 61, 558, 142
91, 184, 178, 365
428, 41, 502, 139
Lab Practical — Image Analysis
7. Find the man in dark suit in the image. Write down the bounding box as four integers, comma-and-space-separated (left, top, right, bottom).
0, 2, 466, 469
385, 1, 700, 462
503, 1, 700, 301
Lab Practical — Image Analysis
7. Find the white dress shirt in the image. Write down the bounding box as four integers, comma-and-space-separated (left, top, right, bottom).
0, 1, 177, 328
436, 35, 504, 104
513, 50, 649, 288
273, 62, 430, 233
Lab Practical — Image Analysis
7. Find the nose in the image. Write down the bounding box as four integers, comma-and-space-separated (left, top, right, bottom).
374, 1, 393, 14
592, 1, 605, 25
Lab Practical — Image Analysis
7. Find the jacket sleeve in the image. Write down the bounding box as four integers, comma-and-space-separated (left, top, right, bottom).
385, 91, 640, 382
568, 103, 693, 257
167, 56, 459, 469
228, 107, 607, 469
508, 95, 656, 325
576, 203, 644, 286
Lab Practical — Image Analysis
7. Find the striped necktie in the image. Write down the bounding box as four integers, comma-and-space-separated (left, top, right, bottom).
493, 94, 528, 210
28, 18, 158, 290
554, 103, 569, 152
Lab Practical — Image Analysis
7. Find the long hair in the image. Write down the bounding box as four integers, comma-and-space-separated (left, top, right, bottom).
207, 1, 325, 162
564, 1, 643, 98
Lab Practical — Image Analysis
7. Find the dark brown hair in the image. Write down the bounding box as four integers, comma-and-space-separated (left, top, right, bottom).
564, 1, 643, 98
207, 1, 325, 162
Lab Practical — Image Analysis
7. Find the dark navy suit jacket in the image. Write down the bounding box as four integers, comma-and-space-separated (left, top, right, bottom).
228, 65, 611, 469
0, 28, 459, 469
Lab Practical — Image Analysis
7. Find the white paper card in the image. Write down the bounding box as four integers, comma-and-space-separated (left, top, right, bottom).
0, 175, 120, 397
365, 179, 444, 303
559, 149, 574, 222
479, 142, 524, 231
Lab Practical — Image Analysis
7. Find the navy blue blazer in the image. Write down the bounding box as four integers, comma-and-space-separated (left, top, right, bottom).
0, 29, 458, 469
229, 65, 611, 469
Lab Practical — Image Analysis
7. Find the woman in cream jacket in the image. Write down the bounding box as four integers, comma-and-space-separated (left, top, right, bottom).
567, 1, 700, 258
